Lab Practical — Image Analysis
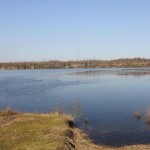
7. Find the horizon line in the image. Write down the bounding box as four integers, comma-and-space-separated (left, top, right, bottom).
0, 57, 150, 63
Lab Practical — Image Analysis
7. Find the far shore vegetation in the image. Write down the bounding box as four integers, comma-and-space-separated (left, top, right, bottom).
0, 58, 150, 70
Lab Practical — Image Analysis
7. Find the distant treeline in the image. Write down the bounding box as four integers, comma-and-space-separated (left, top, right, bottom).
0, 58, 150, 70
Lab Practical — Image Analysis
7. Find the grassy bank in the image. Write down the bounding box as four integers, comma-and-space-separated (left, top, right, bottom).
0, 108, 150, 150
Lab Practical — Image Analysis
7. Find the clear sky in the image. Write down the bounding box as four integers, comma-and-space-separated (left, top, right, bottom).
0, 0, 150, 62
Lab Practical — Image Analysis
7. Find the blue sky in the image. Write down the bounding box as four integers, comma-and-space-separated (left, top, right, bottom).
0, 0, 150, 62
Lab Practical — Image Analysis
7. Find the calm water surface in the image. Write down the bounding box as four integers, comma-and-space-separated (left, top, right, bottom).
0, 68, 150, 146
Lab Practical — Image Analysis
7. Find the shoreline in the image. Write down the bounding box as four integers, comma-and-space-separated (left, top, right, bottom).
1, 108, 150, 150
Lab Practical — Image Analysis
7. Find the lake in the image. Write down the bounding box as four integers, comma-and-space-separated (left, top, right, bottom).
0, 68, 150, 146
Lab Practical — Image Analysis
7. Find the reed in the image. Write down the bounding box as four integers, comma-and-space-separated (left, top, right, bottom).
147, 108, 150, 124
134, 111, 142, 120
0, 107, 18, 116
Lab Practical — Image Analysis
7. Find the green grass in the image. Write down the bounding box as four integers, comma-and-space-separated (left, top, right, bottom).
0, 109, 72, 150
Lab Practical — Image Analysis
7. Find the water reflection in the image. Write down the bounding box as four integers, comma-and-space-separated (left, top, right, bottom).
118, 70, 150, 77
69, 68, 150, 77
89, 130, 150, 147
